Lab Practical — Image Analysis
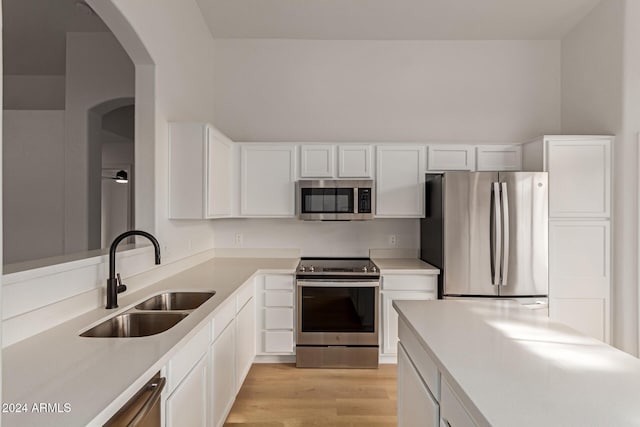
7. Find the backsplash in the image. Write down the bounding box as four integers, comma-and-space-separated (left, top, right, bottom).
211, 218, 419, 257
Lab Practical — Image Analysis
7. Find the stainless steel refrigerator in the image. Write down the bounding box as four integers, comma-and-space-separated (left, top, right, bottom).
420, 172, 548, 300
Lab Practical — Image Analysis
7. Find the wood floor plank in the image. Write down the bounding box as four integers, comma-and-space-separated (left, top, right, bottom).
224, 363, 398, 426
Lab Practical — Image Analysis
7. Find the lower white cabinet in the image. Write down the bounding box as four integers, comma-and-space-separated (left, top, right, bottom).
381, 274, 437, 356
235, 296, 256, 389
165, 356, 208, 427
440, 378, 476, 427
256, 274, 296, 357
398, 344, 439, 427
212, 319, 236, 427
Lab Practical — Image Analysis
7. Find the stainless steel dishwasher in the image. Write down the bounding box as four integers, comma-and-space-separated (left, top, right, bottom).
104, 373, 165, 427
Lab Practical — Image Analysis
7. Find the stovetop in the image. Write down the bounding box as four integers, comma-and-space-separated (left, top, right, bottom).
296, 257, 380, 277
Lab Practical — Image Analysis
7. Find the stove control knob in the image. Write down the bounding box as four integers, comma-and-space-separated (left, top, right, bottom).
300, 266, 306, 272
371, 266, 377, 273
309, 265, 315, 272
363, 266, 368, 273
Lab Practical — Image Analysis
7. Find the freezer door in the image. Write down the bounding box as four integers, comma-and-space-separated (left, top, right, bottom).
443, 172, 499, 296
497, 172, 548, 296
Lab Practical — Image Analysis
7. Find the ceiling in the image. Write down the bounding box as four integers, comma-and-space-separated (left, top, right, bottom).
196, 0, 602, 40
3, 0, 108, 75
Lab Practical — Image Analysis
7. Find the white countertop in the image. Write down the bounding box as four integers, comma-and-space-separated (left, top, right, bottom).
372, 258, 439, 274
393, 300, 640, 426
2, 257, 298, 427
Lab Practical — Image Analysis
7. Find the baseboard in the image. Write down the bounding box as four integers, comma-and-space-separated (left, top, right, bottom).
253, 354, 296, 363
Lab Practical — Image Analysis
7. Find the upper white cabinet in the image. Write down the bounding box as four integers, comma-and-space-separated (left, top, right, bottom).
427, 145, 474, 171
300, 145, 335, 178
338, 145, 372, 178
240, 144, 296, 217
169, 123, 232, 219
376, 145, 426, 217
299, 144, 373, 178
475, 144, 522, 171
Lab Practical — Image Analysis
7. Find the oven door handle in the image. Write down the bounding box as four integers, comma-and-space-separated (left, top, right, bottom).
297, 280, 380, 288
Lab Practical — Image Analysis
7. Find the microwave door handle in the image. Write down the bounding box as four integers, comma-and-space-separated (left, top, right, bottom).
354, 187, 359, 213
501, 182, 510, 286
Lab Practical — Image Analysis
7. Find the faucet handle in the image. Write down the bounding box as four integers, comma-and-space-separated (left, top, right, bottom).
116, 273, 127, 294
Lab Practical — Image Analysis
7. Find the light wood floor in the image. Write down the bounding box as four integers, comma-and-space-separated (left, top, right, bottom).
224, 363, 397, 427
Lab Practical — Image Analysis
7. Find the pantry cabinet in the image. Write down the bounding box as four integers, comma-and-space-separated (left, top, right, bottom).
240, 144, 296, 217
523, 135, 613, 343
168, 123, 233, 219
376, 145, 426, 217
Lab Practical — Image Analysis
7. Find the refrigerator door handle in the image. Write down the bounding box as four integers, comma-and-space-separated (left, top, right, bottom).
501, 182, 510, 286
491, 182, 502, 285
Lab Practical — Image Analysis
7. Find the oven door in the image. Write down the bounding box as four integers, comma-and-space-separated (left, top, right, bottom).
296, 280, 379, 346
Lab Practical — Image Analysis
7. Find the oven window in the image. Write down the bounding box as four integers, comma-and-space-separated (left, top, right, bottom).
301, 188, 354, 213
301, 286, 375, 332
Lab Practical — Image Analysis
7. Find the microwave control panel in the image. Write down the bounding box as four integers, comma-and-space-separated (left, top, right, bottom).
358, 188, 372, 213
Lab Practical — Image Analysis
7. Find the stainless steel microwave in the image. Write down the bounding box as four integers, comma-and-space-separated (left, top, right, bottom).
297, 179, 375, 220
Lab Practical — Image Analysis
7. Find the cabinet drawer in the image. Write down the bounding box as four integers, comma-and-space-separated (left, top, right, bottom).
264, 307, 294, 329
212, 298, 235, 341
264, 330, 294, 353
398, 319, 440, 401
265, 291, 294, 307
382, 275, 437, 292
265, 275, 294, 290
236, 281, 255, 313
167, 325, 209, 393
441, 378, 477, 427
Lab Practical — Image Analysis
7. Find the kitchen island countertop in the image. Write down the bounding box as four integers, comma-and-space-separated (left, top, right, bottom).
394, 299, 640, 426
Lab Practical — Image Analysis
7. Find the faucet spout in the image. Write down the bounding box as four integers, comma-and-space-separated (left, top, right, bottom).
106, 230, 161, 309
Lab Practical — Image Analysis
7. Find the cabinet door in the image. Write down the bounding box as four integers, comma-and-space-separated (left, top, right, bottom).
382, 291, 436, 355
376, 145, 426, 217
427, 145, 474, 171
212, 322, 236, 427
546, 138, 611, 218
240, 144, 296, 216
206, 128, 232, 218
339, 145, 372, 178
235, 297, 256, 390
165, 356, 207, 427
398, 345, 439, 427
549, 220, 610, 342
300, 145, 335, 178
475, 145, 522, 171
440, 378, 477, 427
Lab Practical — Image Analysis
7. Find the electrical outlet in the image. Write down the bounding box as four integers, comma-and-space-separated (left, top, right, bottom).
234, 233, 243, 247
389, 235, 397, 246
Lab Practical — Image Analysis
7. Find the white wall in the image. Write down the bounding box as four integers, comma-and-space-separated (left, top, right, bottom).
64, 32, 135, 254
560, 0, 637, 355
3, 75, 65, 110
212, 39, 561, 142
212, 218, 418, 257
3, 111, 65, 264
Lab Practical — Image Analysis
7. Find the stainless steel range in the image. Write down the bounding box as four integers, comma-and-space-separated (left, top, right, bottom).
296, 258, 380, 368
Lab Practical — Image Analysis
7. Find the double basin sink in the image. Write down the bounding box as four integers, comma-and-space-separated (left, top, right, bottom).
80, 291, 215, 338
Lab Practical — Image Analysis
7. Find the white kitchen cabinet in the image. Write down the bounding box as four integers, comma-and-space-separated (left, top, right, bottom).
300, 145, 335, 178
169, 123, 232, 219
211, 319, 236, 427
376, 145, 427, 217
165, 355, 208, 427
440, 378, 477, 427
427, 145, 475, 171
240, 144, 296, 217
398, 344, 440, 427
338, 145, 372, 178
523, 135, 612, 343
235, 296, 256, 390
256, 274, 296, 358
475, 144, 522, 171
381, 274, 437, 356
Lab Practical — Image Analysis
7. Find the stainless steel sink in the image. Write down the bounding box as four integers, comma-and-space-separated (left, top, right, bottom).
80, 312, 188, 338
134, 291, 215, 311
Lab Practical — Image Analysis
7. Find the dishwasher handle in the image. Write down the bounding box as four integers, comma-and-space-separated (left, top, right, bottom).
127, 376, 166, 427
